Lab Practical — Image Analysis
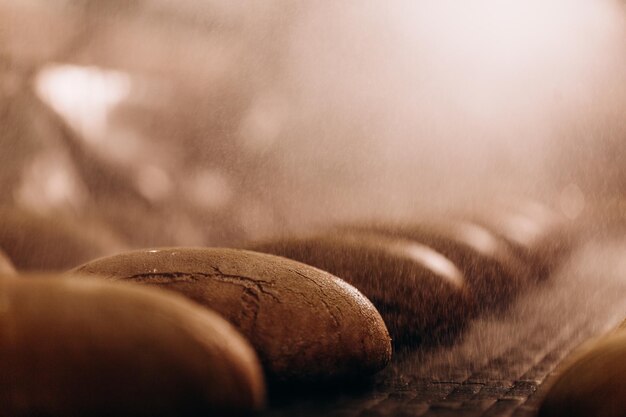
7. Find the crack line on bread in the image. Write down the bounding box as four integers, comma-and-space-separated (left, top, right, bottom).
289, 269, 343, 328
126, 270, 281, 302
239, 287, 261, 334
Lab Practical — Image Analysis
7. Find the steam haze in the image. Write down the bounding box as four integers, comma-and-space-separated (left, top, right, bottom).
261, 0, 626, 228
4, 0, 626, 245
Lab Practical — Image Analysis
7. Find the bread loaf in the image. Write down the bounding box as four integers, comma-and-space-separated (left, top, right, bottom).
538, 331, 626, 417
0, 207, 124, 271
0, 274, 265, 416
74, 247, 392, 382
345, 221, 530, 311
253, 233, 473, 346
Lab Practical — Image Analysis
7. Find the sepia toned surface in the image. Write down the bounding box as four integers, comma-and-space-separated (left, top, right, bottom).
2, 1, 626, 416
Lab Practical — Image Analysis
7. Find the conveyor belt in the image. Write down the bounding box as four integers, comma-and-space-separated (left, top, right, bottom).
263, 239, 626, 417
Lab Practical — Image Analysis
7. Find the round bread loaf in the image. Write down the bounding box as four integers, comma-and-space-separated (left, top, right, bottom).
252, 233, 473, 346
467, 202, 573, 281
0, 207, 125, 271
0, 273, 265, 416
538, 331, 626, 417
345, 220, 530, 311
0, 248, 15, 274
73, 248, 392, 382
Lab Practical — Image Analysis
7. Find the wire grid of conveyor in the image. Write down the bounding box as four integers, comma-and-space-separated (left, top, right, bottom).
262, 239, 626, 417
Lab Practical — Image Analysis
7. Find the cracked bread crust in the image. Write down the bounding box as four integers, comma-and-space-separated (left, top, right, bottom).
73, 248, 392, 382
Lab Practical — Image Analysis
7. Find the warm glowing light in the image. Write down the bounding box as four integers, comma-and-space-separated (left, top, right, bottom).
35, 64, 131, 142
392, 0, 620, 87
454, 222, 499, 256
497, 213, 543, 247
285, 0, 625, 210
403, 243, 464, 287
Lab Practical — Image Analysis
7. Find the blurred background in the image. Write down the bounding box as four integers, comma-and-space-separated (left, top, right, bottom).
1, 0, 626, 254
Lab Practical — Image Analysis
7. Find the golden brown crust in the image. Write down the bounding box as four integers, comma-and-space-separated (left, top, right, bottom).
252, 233, 473, 346
0, 274, 265, 416
538, 331, 626, 417
73, 248, 392, 382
